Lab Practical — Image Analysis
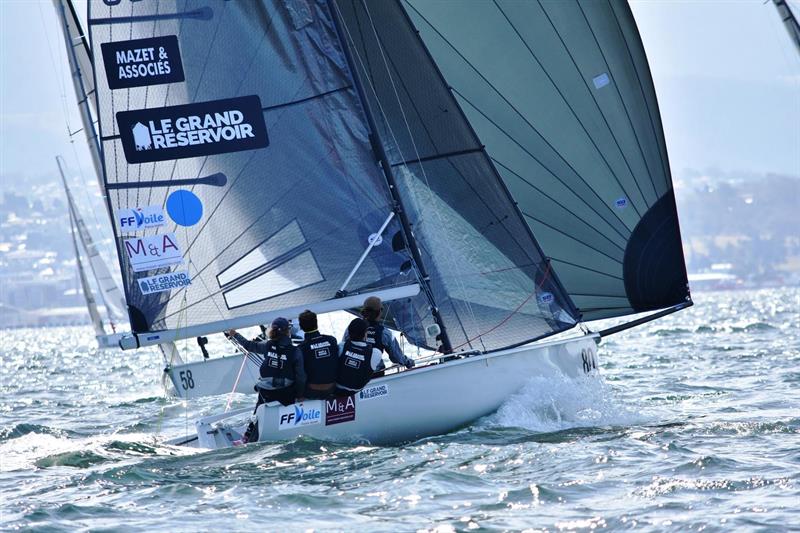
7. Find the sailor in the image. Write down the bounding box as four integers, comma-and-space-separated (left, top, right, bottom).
334, 318, 384, 396
297, 309, 339, 399
342, 296, 415, 371
227, 317, 306, 407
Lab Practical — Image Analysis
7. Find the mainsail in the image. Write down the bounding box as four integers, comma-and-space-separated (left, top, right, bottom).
398, 0, 690, 321
87, 0, 424, 347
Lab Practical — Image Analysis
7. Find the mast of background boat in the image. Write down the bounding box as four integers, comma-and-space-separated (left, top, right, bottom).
60, 157, 106, 338
327, 0, 453, 353
53, 0, 180, 362
773, 0, 800, 56
52, 0, 108, 219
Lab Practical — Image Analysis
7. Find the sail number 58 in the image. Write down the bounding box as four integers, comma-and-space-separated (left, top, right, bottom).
581, 348, 597, 374
179, 370, 195, 390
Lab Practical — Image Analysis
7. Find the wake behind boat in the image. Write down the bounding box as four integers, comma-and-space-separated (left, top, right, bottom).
78, 0, 691, 448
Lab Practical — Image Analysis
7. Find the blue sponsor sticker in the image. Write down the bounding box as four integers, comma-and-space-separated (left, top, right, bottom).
167, 190, 203, 227
101, 36, 185, 90
615, 197, 628, 209
116, 95, 269, 164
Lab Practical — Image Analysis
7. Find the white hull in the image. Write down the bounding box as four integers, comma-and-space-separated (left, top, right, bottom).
166, 354, 261, 399
182, 333, 601, 449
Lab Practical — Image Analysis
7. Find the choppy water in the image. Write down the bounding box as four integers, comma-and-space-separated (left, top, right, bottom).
1, 287, 799, 531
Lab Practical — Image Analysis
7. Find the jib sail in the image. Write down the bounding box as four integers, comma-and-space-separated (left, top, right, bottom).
332, 0, 580, 352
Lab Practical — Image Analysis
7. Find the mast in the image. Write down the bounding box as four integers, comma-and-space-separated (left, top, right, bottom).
52, 0, 110, 222
327, 0, 453, 353
773, 0, 800, 56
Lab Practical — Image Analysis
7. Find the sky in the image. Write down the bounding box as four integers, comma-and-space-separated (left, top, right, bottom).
0, 0, 798, 186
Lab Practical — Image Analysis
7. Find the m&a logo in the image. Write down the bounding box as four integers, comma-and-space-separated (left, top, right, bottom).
277, 401, 322, 431
117, 205, 165, 232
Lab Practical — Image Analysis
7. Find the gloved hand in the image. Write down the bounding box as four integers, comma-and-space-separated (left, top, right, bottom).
404, 358, 415, 369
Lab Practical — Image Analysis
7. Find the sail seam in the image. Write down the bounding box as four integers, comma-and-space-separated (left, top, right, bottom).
521, 212, 623, 265
548, 258, 624, 280
491, 157, 626, 253
388, 148, 484, 167
453, 89, 630, 241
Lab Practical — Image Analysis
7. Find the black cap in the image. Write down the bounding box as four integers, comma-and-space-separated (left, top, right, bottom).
348, 318, 368, 341
271, 317, 290, 330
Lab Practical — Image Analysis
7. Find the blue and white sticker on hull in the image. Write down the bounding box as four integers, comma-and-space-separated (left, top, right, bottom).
358, 383, 389, 401
278, 401, 322, 430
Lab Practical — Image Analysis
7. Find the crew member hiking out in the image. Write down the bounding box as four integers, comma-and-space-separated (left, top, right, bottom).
297, 309, 339, 399
342, 296, 415, 372
227, 317, 306, 443
335, 318, 384, 396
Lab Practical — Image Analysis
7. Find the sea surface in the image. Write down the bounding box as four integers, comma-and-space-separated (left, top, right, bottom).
1, 287, 799, 531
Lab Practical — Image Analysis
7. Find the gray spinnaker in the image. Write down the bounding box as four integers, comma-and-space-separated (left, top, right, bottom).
87, 0, 416, 336
333, 0, 580, 352
401, 0, 690, 321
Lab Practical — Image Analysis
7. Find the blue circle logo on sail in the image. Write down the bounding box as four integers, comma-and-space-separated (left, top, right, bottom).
167, 190, 203, 226
615, 197, 628, 209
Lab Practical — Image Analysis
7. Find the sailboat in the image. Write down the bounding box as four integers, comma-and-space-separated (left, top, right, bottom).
84, 0, 691, 448
57, 155, 127, 348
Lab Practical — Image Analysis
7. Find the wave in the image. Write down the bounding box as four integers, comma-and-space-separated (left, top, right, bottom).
482, 373, 649, 434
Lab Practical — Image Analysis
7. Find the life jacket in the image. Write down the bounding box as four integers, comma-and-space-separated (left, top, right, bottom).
336, 341, 375, 392
259, 340, 295, 383
300, 331, 338, 385
365, 321, 385, 353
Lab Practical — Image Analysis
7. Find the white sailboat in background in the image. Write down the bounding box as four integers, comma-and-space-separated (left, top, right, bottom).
57, 155, 126, 348
81, 0, 692, 448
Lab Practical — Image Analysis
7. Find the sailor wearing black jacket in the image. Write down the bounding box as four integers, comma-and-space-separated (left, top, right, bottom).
341, 296, 415, 370
227, 317, 306, 407
297, 309, 339, 399
335, 318, 383, 396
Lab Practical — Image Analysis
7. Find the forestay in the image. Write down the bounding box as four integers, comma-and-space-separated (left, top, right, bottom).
403, 0, 690, 320
88, 0, 417, 345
